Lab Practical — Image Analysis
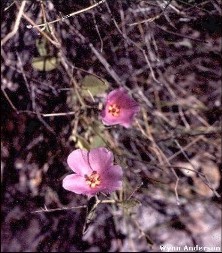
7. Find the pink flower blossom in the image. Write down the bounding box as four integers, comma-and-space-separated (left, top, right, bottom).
101, 88, 140, 128
62, 147, 123, 196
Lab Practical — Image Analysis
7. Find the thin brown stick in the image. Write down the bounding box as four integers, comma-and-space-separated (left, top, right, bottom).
89, 43, 123, 85
105, 1, 160, 84
16, 1, 61, 48
1, 88, 18, 113
33, 199, 117, 213
1, 0, 27, 46
128, 0, 173, 26
42, 112, 76, 117
29, 0, 106, 28
32, 204, 87, 213
16, 52, 31, 92
91, 0, 103, 52
1, 89, 79, 118
168, 136, 203, 162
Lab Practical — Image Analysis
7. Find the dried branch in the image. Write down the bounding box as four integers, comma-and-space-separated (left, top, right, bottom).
1, 0, 27, 46
28, 0, 106, 28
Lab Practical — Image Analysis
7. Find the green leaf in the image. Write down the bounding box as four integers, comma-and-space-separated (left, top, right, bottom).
36, 39, 47, 57
76, 135, 91, 151
32, 56, 58, 71
90, 135, 106, 149
81, 75, 109, 97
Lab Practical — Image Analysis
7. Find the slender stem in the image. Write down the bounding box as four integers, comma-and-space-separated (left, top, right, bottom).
1, 1, 27, 45
30, 0, 106, 28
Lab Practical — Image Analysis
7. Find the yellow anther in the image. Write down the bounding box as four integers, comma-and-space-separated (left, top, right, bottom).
85, 171, 101, 188
108, 104, 120, 117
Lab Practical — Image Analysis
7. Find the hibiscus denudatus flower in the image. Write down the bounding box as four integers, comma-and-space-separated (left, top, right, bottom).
63, 147, 123, 196
101, 88, 140, 128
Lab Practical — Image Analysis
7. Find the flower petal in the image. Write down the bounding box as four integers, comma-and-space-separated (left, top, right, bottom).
107, 88, 126, 103
119, 107, 139, 125
63, 174, 104, 196
101, 105, 139, 127
64, 148, 124, 196
62, 174, 90, 194
96, 165, 123, 193
67, 149, 92, 176
101, 165, 123, 181
101, 88, 140, 128
101, 109, 120, 126
107, 88, 139, 109
88, 147, 114, 174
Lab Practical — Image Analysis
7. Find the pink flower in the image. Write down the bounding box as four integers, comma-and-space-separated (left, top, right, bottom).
101, 88, 140, 128
62, 147, 123, 196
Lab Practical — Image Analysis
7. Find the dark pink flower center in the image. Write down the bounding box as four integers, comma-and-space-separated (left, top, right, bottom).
85, 171, 101, 188
108, 104, 120, 117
